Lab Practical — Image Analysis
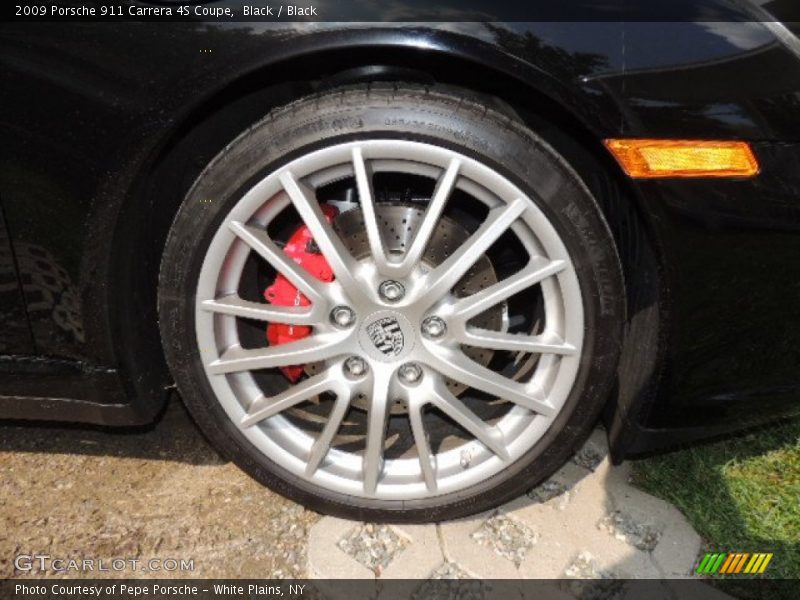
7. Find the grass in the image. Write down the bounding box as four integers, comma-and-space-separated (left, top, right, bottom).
631, 418, 800, 596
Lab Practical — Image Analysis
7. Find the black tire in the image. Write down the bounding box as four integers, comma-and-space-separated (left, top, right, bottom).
158, 85, 625, 522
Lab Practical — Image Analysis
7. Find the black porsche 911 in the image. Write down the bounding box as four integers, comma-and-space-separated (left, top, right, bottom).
1, 1, 799, 521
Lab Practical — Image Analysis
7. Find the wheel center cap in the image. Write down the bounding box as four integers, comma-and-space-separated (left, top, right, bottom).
358, 310, 415, 363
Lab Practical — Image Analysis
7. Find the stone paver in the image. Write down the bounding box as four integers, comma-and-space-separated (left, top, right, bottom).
308, 428, 717, 592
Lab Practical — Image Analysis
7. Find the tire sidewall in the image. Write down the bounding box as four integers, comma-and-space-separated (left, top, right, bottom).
159, 87, 624, 522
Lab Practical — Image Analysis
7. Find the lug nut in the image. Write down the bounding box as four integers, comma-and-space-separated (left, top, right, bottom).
421, 316, 447, 339
398, 363, 423, 384
344, 356, 368, 378
330, 306, 356, 328
379, 280, 405, 302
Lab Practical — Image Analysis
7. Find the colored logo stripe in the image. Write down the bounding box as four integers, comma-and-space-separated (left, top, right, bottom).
696, 553, 773, 575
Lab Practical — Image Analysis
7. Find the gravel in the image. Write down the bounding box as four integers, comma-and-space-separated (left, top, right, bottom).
470, 514, 537, 566
564, 551, 616, 579
572, 443, 606, 471
0, 398, 319, 578
527, 479, 571, 509
336, 523, 408, 575
597, 511, 662, 552
412, 562, 489, 600
428, 561, 473, 579
562, 553, 626, 600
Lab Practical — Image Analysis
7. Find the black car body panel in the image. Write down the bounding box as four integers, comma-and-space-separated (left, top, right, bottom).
0, 207, 33, 354
1, 4, 800, 453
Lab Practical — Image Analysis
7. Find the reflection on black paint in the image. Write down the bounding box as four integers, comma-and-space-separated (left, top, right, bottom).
0, 208, 34, 354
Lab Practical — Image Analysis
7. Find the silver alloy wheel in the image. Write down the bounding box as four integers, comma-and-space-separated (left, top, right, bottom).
195, 140, 584, 500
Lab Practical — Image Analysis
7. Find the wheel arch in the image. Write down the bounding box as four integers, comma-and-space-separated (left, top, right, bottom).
109, 39, 666, 453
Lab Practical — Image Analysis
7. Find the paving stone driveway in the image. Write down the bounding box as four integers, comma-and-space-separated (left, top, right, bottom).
308, 430, 721, 597
0, 400, 719, 595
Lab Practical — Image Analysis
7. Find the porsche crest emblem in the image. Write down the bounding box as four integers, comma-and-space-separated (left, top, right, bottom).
366, 317, 405, 357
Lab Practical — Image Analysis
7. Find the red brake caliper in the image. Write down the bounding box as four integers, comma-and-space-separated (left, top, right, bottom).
264, 204, 339, 382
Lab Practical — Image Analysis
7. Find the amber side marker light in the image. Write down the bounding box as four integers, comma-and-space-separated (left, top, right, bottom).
604, 139, 759, 178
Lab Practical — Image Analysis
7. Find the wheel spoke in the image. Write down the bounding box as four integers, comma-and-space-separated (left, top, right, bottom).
240, 370, 335, 428
363, 369, 392, 495
305, 389, 351, 476
229, 221, 324, 304
397, 158, 461, 275
208, 334, 345, 375
451, 257, 566, 321
421, 198, 527, 306
408, 398, 437, 492
352, 147, 390, 271
429, 380, 510, 461
200, 295, 318, 325
279, 171, 361, 291
457, 328, 577, 355
427, 348, 555, 416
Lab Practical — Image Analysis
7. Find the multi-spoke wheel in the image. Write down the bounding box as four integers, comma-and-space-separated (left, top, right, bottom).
159, 86, 624, 521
